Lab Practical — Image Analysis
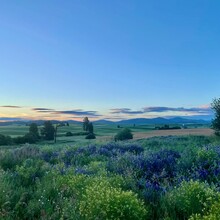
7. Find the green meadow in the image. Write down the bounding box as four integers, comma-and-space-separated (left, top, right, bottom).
0, 122, 208, 142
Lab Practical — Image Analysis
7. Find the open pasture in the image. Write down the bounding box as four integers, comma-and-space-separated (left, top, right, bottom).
0, 123, 211, 145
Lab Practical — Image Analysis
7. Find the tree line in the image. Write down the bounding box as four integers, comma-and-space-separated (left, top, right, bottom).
0, 118, 96, 146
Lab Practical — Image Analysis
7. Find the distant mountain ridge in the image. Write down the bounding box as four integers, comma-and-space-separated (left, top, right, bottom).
0, 117, 211, 126
113, 117, 210, 125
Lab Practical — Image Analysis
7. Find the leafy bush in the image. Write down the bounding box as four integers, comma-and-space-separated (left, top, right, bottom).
41, 150, 59, 164
85, 133, 96, 139
24, 171, 79, 220
0, 134, 12, 146
107, 149, 180, 182
71, 131, 89, 136
0, 151, 18, 170
0, 169, 31, 219
98, 143, 144, 157
13, 132, 39, 144
79, 180, 147, 220
0, 169, 13, 210
16, 159, 48, 186
0, 145, 40, 170
13, 136, 26, 144
190, 148, 220, 183
115, 128, 133, 141
189, 200, 220, 220
164, 180, 219, 219
65, 131, 73, 136
24, 132, 39, 143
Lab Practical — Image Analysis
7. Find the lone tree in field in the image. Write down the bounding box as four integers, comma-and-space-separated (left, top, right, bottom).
29, 123, 40, 139
115, 128, 133, 141
87, 122, 94, 134
82, 117, 96, 139
41, 121, 55, 140
83, 117, 90, 131
211, 98, 220, 136
54, 123, 66, 143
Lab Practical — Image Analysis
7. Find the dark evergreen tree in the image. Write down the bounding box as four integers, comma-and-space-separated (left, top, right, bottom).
83, 117, 90, 131
41, 121, 55, 140
29, 123, 40, 139
87, 122, 94, 134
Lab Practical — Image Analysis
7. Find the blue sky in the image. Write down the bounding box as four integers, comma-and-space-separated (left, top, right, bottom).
0, 0, 219, 121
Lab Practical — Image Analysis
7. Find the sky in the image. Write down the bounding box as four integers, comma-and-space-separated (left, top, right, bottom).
0, 0, 219, 121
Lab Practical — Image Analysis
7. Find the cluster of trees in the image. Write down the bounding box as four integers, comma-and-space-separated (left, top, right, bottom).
0, 123, 42, 145
83, 117, 96, 139
0, 117, 98, 146
0, 121, 56, 146
155, 125, 181, 130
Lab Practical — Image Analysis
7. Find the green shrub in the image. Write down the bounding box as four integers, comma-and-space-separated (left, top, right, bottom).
65, 131, 73, 136
0, 169, 28, 219
79, 180, 147, 220
13, 136, 26, 144
0, 151, 18, 170
0, 146, 40, 170
115, 128, 133, 141
24, 132, 39, 143
0, 134, 12, 145
62, 173, 126, 198
0, 169, 13, 210
189, 200, 220, 220
16, 159, 48, 186
71, 131, 89, 136
13, 133, 39, 144
24, 171, 79, 220
196, 148, 218, 165
85, 133, 96, 139
164, 180, 219, 219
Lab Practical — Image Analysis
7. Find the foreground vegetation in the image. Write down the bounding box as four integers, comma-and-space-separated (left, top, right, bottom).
1, 135, 220, 219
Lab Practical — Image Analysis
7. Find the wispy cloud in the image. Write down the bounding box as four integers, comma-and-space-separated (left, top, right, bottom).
32, 107, 101, 117
1, 105, 22, 108
32, 108, 55, 111
110, 108, 144, 115
143, 106, 213, 114
109, 106, 213, 116
55, 110, 101, 117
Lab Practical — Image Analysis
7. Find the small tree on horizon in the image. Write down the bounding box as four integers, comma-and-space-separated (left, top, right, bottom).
87, 122, 94, 134
211, 98, 220, 136
83, 117, 90, 131
54, 123, 66, 143
85, 122, 96, 139
29, 123, 40, 139
41, 121, 55, 140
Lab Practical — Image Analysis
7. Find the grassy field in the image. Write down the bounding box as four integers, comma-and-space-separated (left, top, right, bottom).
0, 123, 212, 145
